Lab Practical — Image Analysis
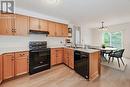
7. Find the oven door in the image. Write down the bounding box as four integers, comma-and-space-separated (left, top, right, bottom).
29, 49, 50, 74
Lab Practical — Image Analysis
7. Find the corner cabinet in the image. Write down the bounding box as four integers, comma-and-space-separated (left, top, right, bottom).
0, 55, 2, 84
51, 48, 63, 66
64, 48, 74, 69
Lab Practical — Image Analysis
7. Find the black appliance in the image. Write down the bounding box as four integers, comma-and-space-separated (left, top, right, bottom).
74, 50, 89, 79
29, 41, 50, 75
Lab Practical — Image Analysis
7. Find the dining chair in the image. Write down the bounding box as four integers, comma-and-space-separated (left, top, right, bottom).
108, 49, 125, 67
104, 46, 114, 56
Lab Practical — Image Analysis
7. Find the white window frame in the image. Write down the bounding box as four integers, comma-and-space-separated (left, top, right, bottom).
102, 31, 123, 48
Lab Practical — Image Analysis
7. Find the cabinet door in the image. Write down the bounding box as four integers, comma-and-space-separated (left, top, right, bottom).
15, 14, 29, 36
62, 24, 68, 37
15, 52, 29, 76
40, 20, 48, 31
63, 49, 69, 65
48, 21, 56, 36
29, 17, 40, 31
55, 23, 62, 37
51, 49, 57, 66
56, 49, 63, 64
0, 55, 2, 83
0, 14, 15, 35
68, 49, 74, 69
3, 53, 15, 80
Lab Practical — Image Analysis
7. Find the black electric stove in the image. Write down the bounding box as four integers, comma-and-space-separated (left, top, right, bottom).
29, 41, 50, 75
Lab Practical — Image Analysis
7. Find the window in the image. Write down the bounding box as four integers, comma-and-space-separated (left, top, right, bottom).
74, 26, 81, 44
103, 32, 122, 48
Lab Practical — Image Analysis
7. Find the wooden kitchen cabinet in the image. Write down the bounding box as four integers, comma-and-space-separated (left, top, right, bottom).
15, 52, 29, 76
15, 14, 29, 36
29, 17, 49, 32
68, 49, 74, 69
0, 55, 2, 83
89, 51, 100, 80
0, 14, 29, 36
3, 53, 15, 80
39, 19, 48, 31
48, 21, 56, 36
56, 49, 63, 64
51, 49, 57, 66
29, 17, 40, 31
62, 24, 68, 37
2, 51, 29, 80
55, 23, 63, 37
51, 48, 63, 66
0, 14, 15, 35
63, 48, 69, 65
64, 48, 74, 69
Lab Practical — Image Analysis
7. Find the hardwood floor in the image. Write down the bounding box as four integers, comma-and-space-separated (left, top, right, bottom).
1, 58, 130, 87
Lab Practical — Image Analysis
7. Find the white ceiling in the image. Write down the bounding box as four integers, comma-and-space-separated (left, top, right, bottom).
15, 0, 130, 28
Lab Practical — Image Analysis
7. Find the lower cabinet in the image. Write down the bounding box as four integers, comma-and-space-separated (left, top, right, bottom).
64, 48, 74, 69
2, 51, 29, 80
51, 48, 63, 66
15, 52, 29, 76
3, 53, 15, 80
89, 52, 100, 80
0, 55, 2, 83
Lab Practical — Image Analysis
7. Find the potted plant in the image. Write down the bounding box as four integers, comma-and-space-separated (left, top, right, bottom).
102, 44, 106, 48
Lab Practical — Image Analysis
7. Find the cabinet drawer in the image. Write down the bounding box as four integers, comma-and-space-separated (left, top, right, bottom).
15, 52, 29, 58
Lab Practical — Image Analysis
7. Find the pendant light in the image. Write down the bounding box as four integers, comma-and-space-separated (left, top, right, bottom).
98, 21, 108, 30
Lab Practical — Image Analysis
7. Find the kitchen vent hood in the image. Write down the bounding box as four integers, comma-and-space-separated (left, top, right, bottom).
29, 30, 49, 35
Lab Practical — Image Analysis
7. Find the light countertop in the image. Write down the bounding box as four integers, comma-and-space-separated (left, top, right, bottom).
48, 46, 100, 53
0, 47, 29, 55
74, 48, 100, 53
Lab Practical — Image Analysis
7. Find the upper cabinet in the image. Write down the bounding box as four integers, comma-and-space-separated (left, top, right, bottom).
0, 13, 68, 37
15, 14, 29, 36
55, 23, 63, 37
0, 14, 15, 35
39, 19, 48, 31
29, 17, 40, 31
48, 21, 68, 37
62, 24, 68, 37
0, 14, 29, 36
48, 21, 56, 36
29, 17, 49, 32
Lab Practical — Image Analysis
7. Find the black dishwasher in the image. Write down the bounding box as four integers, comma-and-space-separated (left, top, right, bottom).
74, 50, 89, 79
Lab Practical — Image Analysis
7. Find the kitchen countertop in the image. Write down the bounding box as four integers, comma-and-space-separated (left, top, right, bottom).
0, 47, 29, 55
0, 46, 100, 55
74, 48, 100, 53
48, 46, 100, 53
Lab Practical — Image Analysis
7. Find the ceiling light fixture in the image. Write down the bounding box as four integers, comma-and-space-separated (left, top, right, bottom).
98, 21, 108, 30
46, 0, 60, 5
